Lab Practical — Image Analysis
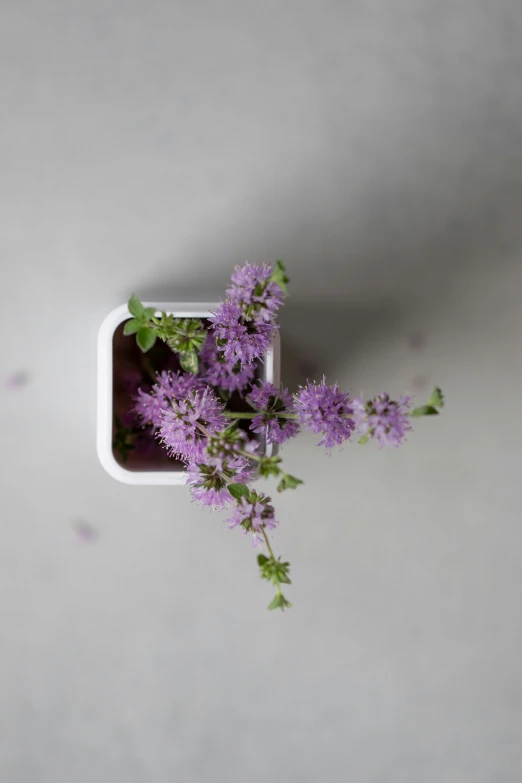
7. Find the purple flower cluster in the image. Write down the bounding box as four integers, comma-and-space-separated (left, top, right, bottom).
211, 262, 284, 366
294, 377, 355, 450
187, 456, 251, 509
199, 333, 256, 393
133, 370, 205, 429
352, 393, 412, 448
247, 381, 300, 445
226, 261, 284, 322
159, 388, 226, 462
211, 301, 275, 365
225, 491, 278, 547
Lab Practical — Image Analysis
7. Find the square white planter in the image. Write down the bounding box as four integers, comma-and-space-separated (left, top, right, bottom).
97, 302, 281, 485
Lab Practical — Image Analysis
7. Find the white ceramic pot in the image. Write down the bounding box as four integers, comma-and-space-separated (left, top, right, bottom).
97, 302, 281, 485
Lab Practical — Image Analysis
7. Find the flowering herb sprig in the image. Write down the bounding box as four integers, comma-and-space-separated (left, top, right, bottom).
123, 261, 444, 611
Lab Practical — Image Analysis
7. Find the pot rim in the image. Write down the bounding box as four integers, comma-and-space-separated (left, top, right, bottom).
97, 302, 280, 485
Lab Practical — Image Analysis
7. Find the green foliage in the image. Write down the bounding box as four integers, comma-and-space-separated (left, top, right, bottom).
123, 319, 140, 335
126, 295, 157, 353
128, 293, 144, 319
411, 405, 439, 417
136, 326, 157, 353
428, 386, 444, 409
358, 435, 369, 445
125, 296, 205, 364
227, 483, 251, 501
151, 312, 176, 342
179, 350, 199, 374
412, 386, 444, 417
258, 553, 292, 611
267, 592, 292, 611
277, 473, 303, 492
167, 318, 207, 355
257, 554, 292, 585
259, 455, 283, 478
270, 260, 290, 294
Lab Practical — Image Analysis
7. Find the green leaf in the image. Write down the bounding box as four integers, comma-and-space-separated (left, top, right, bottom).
128, 293, 144, 319
123, 318, 140, 335
142, 307, 157, 321
227, 483, 251, 501
179, 350, 199, 374
267, 592, 292, 611
358, 435, 369, 445
259, 456, 283, 478
428, 386, 444, 409
257, 554, 269, 568
411, 405, 439, 417
277, 473, 303, 492
267, 594, 284, 610
136, 326, 157, 353
217, 388, 231, 403
270, 260, 290, 294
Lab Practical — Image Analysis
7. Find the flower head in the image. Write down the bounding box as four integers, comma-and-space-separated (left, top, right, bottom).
203, 423, 258, 469
225, 490, 278, 546
133, 387, 167, 428
294, 377, 355, 450
132, 371, 205, 429
159, 387, 226, 462
352, 393, 412, 447
187, 456, 251, 508
247, 382, 300, 445
199, 333, 256, 393
226, 261, 285, 323
211, 301, 275, 365
154, 370, 206, 401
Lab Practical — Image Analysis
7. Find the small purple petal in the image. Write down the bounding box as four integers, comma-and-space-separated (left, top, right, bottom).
352, 393, 412, 448
211, 301, 276, 365
159, 387, 226, 462
247, 381, 300, 445
294, 377, 355, 450
225, 261, 285, 323
225, 491, 278, 546
132, 371, 206, 430
199, 333, 256, 393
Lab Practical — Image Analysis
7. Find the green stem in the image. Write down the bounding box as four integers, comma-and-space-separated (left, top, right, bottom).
261, 529, 282, 596
223, 412, 259, 419
224, 411, 355, 420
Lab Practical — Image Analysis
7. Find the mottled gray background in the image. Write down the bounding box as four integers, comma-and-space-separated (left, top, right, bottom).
1, 2, 522, 781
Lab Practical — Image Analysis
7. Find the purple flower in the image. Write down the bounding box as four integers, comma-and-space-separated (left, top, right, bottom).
225, 491, 278, 547
159, 387, 226, 462
155, 370, 206, 401
187, 456, 251, 508
294, 377, 355, 450
133, 387, 167, 428
226, 262, 284, 323
132, 371, 205, 429
247, 381, 300, 445
199, 333, 256, 393
352, 393, 412, 448
211, 301, 276, 365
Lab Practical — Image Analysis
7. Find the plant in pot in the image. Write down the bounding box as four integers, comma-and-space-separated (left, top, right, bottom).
97, 261, 443, 611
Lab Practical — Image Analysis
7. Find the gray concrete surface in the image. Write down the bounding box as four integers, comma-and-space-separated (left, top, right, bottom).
1, 2, 522, 781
